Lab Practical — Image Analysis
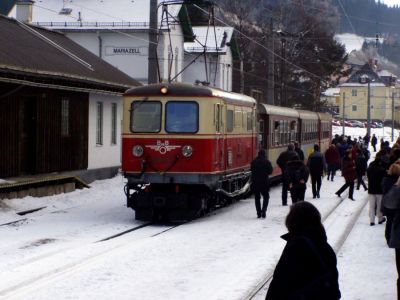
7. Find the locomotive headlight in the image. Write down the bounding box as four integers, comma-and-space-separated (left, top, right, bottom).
160, 86, 168, 94
182, 145, 193, 157
132, 145, 144, 157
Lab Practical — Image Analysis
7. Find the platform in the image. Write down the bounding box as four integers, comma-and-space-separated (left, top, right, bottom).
0, 175, 89, 200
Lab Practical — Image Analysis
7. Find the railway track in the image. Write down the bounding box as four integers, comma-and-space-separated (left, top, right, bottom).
244, 195, 369, 300
0, 222, 186, 299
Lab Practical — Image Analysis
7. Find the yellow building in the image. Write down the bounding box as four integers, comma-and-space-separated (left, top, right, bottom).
337, 63, 400, 124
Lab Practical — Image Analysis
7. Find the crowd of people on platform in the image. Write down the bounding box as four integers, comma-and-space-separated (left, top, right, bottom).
250, 133, 400, 300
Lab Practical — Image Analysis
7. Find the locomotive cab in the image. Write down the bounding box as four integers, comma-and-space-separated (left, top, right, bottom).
122, 84, 257, 221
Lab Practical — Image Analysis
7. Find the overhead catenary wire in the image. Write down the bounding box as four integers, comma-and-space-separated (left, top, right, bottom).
31, 1, 325, 96
192, 4, 328, 83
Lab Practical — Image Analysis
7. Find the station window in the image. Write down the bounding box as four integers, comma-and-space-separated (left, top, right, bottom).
352, 89, 357, 96
111, 103, 117, 145
352, 105, 357, 112
96, 102, 103, 145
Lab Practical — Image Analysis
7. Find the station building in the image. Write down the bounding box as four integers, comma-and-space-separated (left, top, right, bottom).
0, 14, 140, 184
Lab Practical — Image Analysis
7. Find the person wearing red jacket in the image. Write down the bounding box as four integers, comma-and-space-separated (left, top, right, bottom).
335, 150, 357, 200
325, 144, 341, 181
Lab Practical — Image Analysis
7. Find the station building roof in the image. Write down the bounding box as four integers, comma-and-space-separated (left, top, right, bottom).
0, 15, 141, 94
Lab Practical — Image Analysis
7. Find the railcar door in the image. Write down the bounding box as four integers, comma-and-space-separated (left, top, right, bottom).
214, 103, 225, 170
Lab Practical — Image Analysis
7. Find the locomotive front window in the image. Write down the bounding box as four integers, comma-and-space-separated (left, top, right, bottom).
130, 101, 161, 133
165, 101, 198, 133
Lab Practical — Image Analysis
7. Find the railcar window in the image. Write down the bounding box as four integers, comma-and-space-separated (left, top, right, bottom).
234, 110, 242, 128
166, 101, 198, 133
247, 112, 252, 131
227, 110, 234, 132
274, 121, 280, 145
131, 101, 161, 133
290, 121, 296, 142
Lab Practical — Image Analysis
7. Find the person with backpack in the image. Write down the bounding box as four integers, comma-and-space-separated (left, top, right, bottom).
325, 144, 341, 182
307, 144, 327, 199
266, 202, 341, 300
285, 158, 309, 203
277, 144, 299, 206
250, 149, 273, 219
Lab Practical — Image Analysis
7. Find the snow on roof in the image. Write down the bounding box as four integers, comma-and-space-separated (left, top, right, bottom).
322, 88, 340, 96
339, 82, 386, 87
378, 69, 397, 78
9, 0, 181, 30
184, 26, 234, 53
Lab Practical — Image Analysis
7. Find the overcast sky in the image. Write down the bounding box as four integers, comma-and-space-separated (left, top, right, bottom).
381, 0, 400, 6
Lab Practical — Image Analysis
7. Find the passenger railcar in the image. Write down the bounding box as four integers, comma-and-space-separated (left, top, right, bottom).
122, 83, 332, 221
257, 104, 299, 178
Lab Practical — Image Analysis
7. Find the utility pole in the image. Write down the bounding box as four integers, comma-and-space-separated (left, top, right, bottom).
367, 80, 371, 137
267, 18, 275, 105
342, 92, 346, 136
148, 0, 158, 84
240, 54, 244, 94
360, 74, 371, 137
392, 90, 395, 142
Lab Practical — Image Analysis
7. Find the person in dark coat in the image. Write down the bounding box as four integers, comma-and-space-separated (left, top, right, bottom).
335, 150, 356, 200
266, 202, 341, 300
381, 177, 400, 300
382, 161, 400, 259
294, 141, 304, 162
355, 149, 368, 191
338, 140, 349, 158
382, 161, 400, 195
325, 144, 341, 181
390, 149, 400, 165
285, 159, 309, 203
367, 157, 387, 226
363, 134, 370, 147
277, 144, 299, 206
371, 134, 378, 152
332, 134, 340, 146
251, 149, 273, 219
307, 144, 327, 198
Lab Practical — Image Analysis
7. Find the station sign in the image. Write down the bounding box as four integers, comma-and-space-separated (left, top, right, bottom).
105, 46, 148, 56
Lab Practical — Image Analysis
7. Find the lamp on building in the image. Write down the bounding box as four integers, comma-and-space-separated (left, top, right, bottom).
359, 74, 371, 137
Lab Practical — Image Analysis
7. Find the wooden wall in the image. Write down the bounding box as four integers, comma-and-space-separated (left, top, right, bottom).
0, 84, 88, 178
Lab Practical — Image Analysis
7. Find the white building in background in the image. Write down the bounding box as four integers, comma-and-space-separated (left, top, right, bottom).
10, 0, 194, 84
183, 26, 237, 91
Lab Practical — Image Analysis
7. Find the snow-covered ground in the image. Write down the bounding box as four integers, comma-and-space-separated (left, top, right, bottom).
0, 126, 397, 299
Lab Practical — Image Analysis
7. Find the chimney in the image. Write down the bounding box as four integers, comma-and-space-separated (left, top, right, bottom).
16, 0, 35, 23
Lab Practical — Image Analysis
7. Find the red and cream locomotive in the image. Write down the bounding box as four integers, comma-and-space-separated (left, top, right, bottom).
122, 83, 331, 221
